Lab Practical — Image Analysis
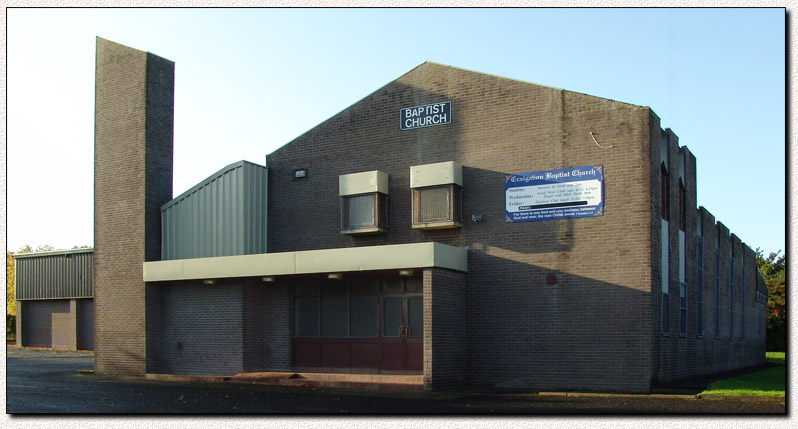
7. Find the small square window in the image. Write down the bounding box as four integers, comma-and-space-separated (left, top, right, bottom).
341, 193, 388, 234
412, 184, 463, 229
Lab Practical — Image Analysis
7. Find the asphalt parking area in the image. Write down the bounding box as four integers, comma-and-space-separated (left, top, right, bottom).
5, 347, 786, 414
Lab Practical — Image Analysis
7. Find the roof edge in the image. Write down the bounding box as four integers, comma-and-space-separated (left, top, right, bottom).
163, 160, 266, 211
13, 248, 94, 259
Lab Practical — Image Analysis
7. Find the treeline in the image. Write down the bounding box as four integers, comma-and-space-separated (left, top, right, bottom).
756, 249, 786, 352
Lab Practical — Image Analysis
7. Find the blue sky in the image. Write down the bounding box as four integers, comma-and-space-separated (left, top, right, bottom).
6, 7, 786, 254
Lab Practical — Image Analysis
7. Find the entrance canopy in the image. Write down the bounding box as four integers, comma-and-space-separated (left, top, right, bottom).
143, 242, 467, 282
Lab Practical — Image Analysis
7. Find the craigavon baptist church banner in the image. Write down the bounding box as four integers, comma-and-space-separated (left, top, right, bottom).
505, 165, 604, 223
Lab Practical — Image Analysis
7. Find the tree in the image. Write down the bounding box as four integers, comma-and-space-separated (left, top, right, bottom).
6, 252, 15, 316
16, 244, 58, 254
7, 252, 16, 340
755, 248, 786, 352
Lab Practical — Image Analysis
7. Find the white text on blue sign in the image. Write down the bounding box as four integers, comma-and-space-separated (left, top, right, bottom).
505, 165, 604, 223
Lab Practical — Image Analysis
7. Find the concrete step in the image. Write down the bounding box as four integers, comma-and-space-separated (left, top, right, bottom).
227, 372, 425, 391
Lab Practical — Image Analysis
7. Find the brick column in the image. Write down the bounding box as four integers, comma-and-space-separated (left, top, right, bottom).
423, 267, 467, 390
94, 38, 173, 375
15, 301, 22, 347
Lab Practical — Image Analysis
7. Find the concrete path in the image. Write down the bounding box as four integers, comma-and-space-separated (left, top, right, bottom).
6, 346, 786, 414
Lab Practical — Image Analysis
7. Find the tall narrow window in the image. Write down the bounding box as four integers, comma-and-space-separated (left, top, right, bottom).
715, 228, 720, 338
697, 235, 704, 336
679, 282, 687, 335
741, 258, 746, 339
410, 161, 463, 230
339, 170, 389, 234
661, 163, 670, 333
729, 251, 735, 339
678, 181, 687, 335
661, 164, 670, 221
678, 183, 687, 232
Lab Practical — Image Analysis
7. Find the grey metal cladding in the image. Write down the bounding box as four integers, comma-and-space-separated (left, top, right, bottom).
161, 160, 268, 260
14, 249, 94, 300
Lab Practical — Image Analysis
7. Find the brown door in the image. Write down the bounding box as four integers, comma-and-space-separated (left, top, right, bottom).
380, 293, 423, 371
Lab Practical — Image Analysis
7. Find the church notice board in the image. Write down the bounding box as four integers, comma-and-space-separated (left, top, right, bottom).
505, 165, 604, 223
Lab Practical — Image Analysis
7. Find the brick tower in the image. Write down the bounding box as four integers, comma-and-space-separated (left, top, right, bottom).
93, 37, 173, 375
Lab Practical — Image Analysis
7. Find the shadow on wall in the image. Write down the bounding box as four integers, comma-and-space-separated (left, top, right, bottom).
464, 250, 652, 393
465, 165, 575, 255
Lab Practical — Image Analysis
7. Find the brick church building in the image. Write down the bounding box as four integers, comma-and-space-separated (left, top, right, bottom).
92, 38, 767, 392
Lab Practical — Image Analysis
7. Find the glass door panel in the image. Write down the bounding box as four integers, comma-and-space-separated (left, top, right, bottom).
382, 297, 403, 338
407, 296, 423, 338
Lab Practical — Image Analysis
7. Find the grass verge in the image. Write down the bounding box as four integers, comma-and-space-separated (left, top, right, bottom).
701, 352, 785, 397
766, 352, 785, 364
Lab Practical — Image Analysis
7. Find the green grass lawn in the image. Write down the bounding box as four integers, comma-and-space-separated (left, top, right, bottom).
767, 352, 785, 364
701, 352, 785, 397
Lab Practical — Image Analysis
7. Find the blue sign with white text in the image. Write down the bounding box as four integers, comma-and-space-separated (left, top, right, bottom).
400, 101, 451, 130
505, 165, 604, 223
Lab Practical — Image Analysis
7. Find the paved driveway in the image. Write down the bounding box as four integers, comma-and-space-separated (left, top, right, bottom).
5, 347, 786, 414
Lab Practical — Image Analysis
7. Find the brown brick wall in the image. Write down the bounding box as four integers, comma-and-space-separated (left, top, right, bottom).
94, 37, 173, 376
261, 282, 293, 371
423, 268, 466, 390
651, 131, 766, 383
93, 52, 764, 389
266, 63, 654, 392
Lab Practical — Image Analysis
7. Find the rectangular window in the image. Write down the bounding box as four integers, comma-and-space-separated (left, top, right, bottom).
341, 193, 388, 233
320, 281, 349, 338
349, 279, 379, 337
293, 278, 385, 339
412, 185, 463, 228
339, 170, 389, 234
697, 236, 704, 336
294, 281, 320, 337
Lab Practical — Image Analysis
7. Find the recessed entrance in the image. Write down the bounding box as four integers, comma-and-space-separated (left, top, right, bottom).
380, 294, 422, 370
292, 276, 422, 373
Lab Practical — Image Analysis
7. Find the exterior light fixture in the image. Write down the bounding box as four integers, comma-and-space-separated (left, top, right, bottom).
262, 276, 276, 283
203, 279, 216, 285
294, 169, 307, 179
327, 273, 342, 280
398, 269, 414, 277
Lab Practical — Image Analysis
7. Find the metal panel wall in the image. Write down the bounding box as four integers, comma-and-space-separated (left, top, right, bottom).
15, 250, 93, 300
161, 160, 267, 260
